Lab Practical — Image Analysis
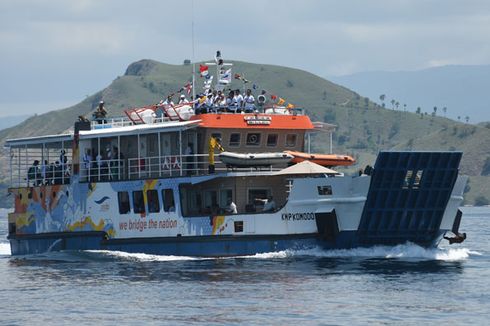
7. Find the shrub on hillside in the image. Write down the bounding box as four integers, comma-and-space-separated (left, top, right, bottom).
474, 195, 489, 206
481, 157, 490, 176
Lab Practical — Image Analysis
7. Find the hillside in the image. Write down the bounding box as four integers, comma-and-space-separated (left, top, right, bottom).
0, 59, 489, 206
331, 64, 490, 123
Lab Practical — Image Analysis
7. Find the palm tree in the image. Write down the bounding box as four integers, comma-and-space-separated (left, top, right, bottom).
403, 103, 407, 112
433, 106, 437, 116
465, 116, 470, 123
390, 99, 395, 110
457, 116, 461, 121
395, 101, 399, 110
416, 107, 421, 114
442, 106, 447, 117
379, 94, 386, 106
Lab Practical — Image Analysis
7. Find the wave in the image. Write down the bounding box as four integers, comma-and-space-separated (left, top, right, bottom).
0, 242, 11, 256
2, 242, 481, 262
245, 243, 481, 261
85, 250, 209, 262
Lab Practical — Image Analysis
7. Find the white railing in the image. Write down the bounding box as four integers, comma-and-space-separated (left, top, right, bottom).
90, 116, 171, 129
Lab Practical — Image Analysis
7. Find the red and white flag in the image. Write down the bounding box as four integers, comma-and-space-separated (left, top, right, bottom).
184, 83, 192, 95
199, 64, 209, 77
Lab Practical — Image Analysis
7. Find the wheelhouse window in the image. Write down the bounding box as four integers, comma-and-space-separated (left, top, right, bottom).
133, 191, 145, 214
246, 133, 261, 146
162, 188, 175, 212
266, 134, 278, 147
285, 134, 297, 147
229, 133, 241, 147
318, 185, 333, 196
118, 191, 130, 214
146, 189, 160, 213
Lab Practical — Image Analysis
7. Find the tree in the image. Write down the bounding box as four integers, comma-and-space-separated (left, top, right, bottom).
433, 106, 437, 116
416, 107, 421, 114
442, 106, 447, 117
465, 116, 470, 123
390, 99, 395, 110
457, 115, 461, 121
475, 195, 489, 206
379, 94, 386, 106
395, 101, 399, 110
403, 103, 407, 112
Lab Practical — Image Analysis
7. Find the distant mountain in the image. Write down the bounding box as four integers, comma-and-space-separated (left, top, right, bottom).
0, 59, 489, 207
0, 114, 30, 131
331, 65, 490, 123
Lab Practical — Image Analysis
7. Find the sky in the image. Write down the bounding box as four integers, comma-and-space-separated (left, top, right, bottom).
1, 0, 490, 117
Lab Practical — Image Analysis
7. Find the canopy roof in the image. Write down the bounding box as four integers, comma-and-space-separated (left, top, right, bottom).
273, 160, 339, 176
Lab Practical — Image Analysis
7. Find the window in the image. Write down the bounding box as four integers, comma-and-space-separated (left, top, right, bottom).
318, 185, 333, 196
267, 134, 278, 147
246, 133, 261, 146
146, 189, 160, 213
229, 133, 241, 147
234, 221, 244, 233
248, 189, 270, 207
118, 191, 130, 214
219, 189, 233, 208
413, 170, 423, 188
133, 191, 145, 213
162, 188, 175, 212
286, 134, 297, 147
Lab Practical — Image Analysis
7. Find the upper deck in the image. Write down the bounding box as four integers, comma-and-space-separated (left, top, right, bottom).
4, 109, 335, 188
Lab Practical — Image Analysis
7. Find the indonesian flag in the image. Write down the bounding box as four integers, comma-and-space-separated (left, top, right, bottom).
184, 83, 192, 95
199, 64, 209, 77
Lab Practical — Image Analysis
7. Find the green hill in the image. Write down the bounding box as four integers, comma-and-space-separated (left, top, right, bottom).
0, 59, 488, 207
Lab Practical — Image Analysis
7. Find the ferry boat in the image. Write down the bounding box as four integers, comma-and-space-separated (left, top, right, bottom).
4, 59, 468, 256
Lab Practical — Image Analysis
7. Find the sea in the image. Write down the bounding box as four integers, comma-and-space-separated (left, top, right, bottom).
0, 207, 488, 325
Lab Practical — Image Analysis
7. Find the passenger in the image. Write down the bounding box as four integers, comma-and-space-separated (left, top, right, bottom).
93, 101, 108, 124
163, 95, 174, 106
41, 160, 48, 185
83, 149, 92, 173
178, 94, 189, 104
185, 142, 194, 176
27, 160, 40, 186
233, 89, 243, 112
226, 90, 236, 112
225, 198, 237, 214
111, 146, 121, 179
53, 161, 62, 185
243, 89, 255, 113
257, 90, 267, 112
257, 196, 276, 212
205, 94, 214, 112
215, 90, 226, 111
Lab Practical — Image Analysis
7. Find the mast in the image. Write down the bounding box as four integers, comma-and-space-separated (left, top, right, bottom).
191, 0, 196, 102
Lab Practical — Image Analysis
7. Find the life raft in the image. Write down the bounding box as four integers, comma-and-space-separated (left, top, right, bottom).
285, 150, 355, 167
219, 152, 293, 167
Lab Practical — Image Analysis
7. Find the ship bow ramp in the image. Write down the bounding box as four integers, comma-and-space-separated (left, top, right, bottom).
355, 151, 464, 247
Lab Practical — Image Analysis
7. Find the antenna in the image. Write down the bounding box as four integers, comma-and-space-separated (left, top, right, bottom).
191, 0, 195, 101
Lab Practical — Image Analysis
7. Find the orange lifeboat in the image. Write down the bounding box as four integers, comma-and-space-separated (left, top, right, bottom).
285, 151, 355, 167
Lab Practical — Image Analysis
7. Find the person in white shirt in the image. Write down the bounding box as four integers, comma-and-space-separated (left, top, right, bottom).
233, 89, 243, 112
163, 95, 174, 106
225, 198, 237, 214
178, 94, 189, 104
226, 90, 236, 112
257, 196, 276, 212
243, 89, 255, 112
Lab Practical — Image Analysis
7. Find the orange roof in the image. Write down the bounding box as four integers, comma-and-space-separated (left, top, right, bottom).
191, 113, 315, 130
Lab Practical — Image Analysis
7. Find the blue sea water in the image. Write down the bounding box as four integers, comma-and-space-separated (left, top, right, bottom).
0, 207, 489, 325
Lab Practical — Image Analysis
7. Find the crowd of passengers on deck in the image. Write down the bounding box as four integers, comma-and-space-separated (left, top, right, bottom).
27, 150, 70, 186
159, 88, 268, 114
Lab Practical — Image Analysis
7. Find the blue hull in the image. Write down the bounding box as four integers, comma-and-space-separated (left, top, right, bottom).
7, 230, 444, 256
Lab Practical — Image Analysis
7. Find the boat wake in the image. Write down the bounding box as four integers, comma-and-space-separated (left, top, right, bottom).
248, 243, 481, 261
0, 242, 11, 256
1, 242, 481, 262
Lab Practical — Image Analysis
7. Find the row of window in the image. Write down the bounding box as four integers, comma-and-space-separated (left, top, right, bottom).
118, 189, 175, 214
212, 132, 298, 147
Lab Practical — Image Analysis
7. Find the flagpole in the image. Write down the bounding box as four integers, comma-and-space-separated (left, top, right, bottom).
191, 0, 195, 102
